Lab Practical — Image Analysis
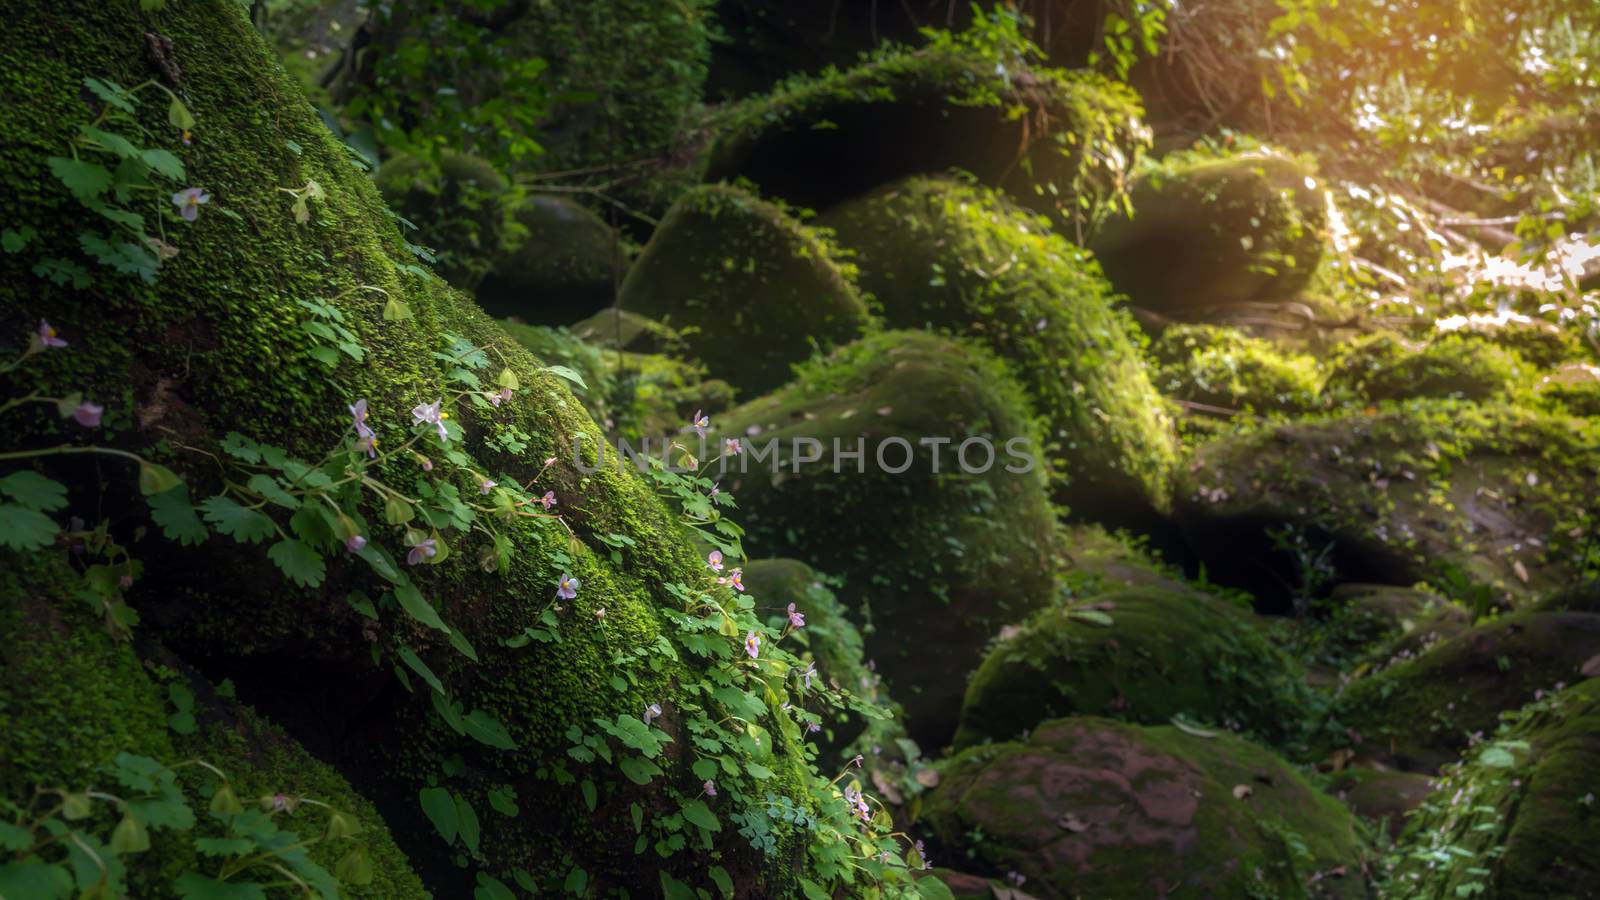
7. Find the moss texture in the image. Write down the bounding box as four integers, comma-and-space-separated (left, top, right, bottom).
717, 331, 1056, 747
704, 43, 1149, 234
478, 195, 619, 325
1175, 402, 1600, 607
1323, 332, 1534, 404
817, 176, 1177, 523
372, 151, 512, 290
1325, 612, 1600, 773
1150, 323, 1324, 414
1388, 678, 1600, 898
1090, 151, 1328, 313
953, 587, 1314, 749
0, 552, 428, 897
616, 183, 871, 397
1324, 767, 1436, 838
0, 2, 813, 891
921, 717, 1369, 898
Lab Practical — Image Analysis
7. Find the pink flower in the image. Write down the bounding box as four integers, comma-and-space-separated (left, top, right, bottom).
171, 187, 210, 222
594, 606, 606, 620
806, 721, 821, 734
118, 573, 133, 589
479, 479, 497, 494
703, 780, 717, 797
349, 399, 377, 457
36, 320, 67, 349
643, 703, 662, 725
419, 457, 434, 472
556, 573, 580, 600
411, 399, 448, 442
406, 537, 437, 565
72, 401, 103, 427
707, 550, 724, 573
709, 482, 720, 499
691, 410, 709, 438
727, 568, 744, 592
801, 661, 817, 689
744, 630, 760, 659
787, 603, 805, 629
724, 438, 742, 455
345, 534, 367, 553
539, 491, 557, 510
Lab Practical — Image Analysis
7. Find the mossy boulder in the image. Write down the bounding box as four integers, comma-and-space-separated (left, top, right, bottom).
717, 331, 1056, 746
477, 195, 618, 324
1296, 584, 1471, 680
922, 717, 1369, 898
1323, 333, 1533, 404
1433, 315, 1586, 369
1326, 612, 1600, 772
0, 552, 427, 897
0, 2, 838, 891
373, 151, 511, 290
1058, 524, 1191, 597
817, 177, 1177, 524
616, 183, 871, 396
1090, 152, 1328, 313
1325, 768, 1436, 838
953, 587, 1313, 749
705, 44, 1149, 232
569, 307, 666, 353
1174, 402, 1600, 608
1387, 678, 1600, 898
1150, 323, 1324, 414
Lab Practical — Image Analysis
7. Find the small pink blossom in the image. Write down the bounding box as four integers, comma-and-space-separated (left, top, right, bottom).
406, 537, 437, 566
787, 603, 805, 629
345, 534, 367, 553
643, 703, 662, 725
420, 457, 434, 471
703, 779, 717, 797
556, 573, 580, 600
36, 320, 68, 349
479, 479, 497, 494
594, 606, 606, 620
411, 399, 448, 442
171, 187, 210, 222
744, 630, 760, 659
691, 410, 709, 438
72, 401, 103, 428
806, 721, 821, 734
539, 491, 557, 510
118, 573, 133, 589
727, 568, 744, 592
349, 399, 377, 457
801, 661, 817, 689
724, 438, 742, 455
709, 482, 720, 499
707, 550, 724, 573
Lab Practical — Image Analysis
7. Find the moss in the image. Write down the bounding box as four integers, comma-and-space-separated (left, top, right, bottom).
1324, 612, 1600, 773
953, 587, 1314, 749
372, 151, 513, 290
1324, 332, 1533, 404
922, 717, 1369, 898
477, 195, 619, 325
1175, 401, 1600, 606
0, 2, 814, 890
1293, 584, 1470, 680
1387, 678, 1600, 898
1150, 323, 1324, 414
0, 552, 428, 897
717, 331, 1056, 746
705, 43, 1149, 233
817, 176, 1177, 523
616, 183, 870, 397
1089, 151, 1328, 312
1433, 315, 1586, 369
1324, 767, 1436, 838
1057, 523, 1192, 597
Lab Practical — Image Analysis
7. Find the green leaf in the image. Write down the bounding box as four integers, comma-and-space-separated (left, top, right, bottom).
0, 861, 73, 900
456, 794, 481, 854
463, 709, 517, 750
0, 504, 57, 550
1479, 746, 1518, 768
473, 873, 515, 900
137, 462, 183, 496
194, 837, 253, 857
659, 871, 694, 900
680, 799, 721, 833
147, 484, 208, 545
246, 473, 299, 509
335, 846, 374, 885
0, 471, 68, 511
382, 297, 413, 321
396, 645, 444, 695
80, 126, 141, 158
581, 779, 597, 811
708, 866, 734, 898
168, 96, 195, 131
618, 756, 663, 786
1068, 608, 1115, 627
448, 628, 479, 662
0, 821, 33, 851
174, 873, 268, 900
83, 77, 135, 113
267, 539, 325, 588
199, 496, 276, 544
692, 758, 719, 782
384, 495, 414, 525
419, 787, 458, 845
2, 225, 37, 253
915, 876, 957, 900
49, 156, 113, 198
393, 582, 450, 632
219, 432, 262, 464
544, 365, 587, 390
562, 868, 589, 895
110, 813, 150, 854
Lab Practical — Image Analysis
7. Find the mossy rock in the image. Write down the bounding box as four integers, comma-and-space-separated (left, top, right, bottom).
1174, 402, 1600, 608
372, 151, 511, 290
1530, 365, 1600, 417
1150, 323, 1324, 414
1326, 612, 1600, 773
921, 717, 1369, 898
705, 44, 1149, 232
1058, 524, 1191, 597
477, 195, 618, 324
816, 176, 1177, 524
1295, 584, 1471, 682
953, 587, 1314, 749
568, 307, 666, 353
0, 2, 829, 891
616, 183, 871, 396
1324, 333, 1533, 404
717, 331, 1056, 746
1388, 678, 1600, 898
1324, 768, 1436, 838
1433, 316, 1586, 369
1089, 152, 1328, 313
0, 552, 427, 898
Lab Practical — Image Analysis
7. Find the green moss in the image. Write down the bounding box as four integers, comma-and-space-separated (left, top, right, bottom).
372, 151, 513, 290
705, 43, 1149, 233
1323, 767, 1436, 838
718, 331, 1056, 746
1057, 523, 1192, 597
1388, 678, 1600, 898
1433, 316, 1586, 369
1324, 332, 1533, 404
616, 183, 870, 397
1150, 324, 1323, 414
923, 717, 1368, 898
1325, 612, 1600, 772
1090, 151, 1328, 312
817, 176, 1177, 522
478, 195, 619, 323
954, 587, 1314, 749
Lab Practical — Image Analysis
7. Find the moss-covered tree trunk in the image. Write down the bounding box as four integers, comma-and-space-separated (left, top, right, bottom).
0, 2, 825, 894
